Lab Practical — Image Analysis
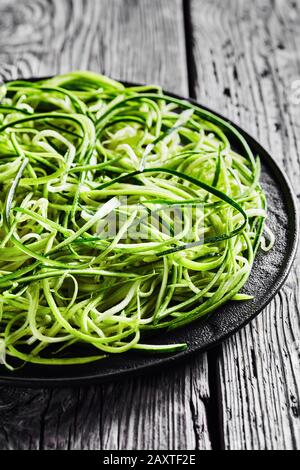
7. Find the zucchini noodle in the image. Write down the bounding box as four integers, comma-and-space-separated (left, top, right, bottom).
0, 71, 272, 368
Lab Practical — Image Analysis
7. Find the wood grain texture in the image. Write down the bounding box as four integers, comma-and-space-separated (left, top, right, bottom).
0, 0, 212, 451
0, 359, 211, 450
189, 0, 300, 450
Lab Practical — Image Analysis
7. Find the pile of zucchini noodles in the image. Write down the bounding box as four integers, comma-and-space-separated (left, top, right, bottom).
0, 71, 273, 369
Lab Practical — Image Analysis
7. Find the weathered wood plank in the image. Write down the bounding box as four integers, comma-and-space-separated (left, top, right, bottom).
0, 0, 212, 450
189, 0, 300, 450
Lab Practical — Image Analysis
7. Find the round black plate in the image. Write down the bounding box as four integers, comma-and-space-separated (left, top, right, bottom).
0, 79, 298, 387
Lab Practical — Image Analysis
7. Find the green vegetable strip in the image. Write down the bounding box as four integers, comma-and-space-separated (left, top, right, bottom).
0, 71, 271, 369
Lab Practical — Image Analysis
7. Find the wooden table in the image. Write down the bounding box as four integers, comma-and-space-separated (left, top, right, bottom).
0, 0, 299, 451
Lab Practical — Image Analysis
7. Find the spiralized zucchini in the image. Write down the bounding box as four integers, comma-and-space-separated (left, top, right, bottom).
0, 71, 272, 369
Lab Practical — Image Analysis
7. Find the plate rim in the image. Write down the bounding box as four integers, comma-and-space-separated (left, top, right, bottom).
0, 77, 298, 387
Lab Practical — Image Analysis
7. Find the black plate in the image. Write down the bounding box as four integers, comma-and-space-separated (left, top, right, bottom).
0, 79, 298, 387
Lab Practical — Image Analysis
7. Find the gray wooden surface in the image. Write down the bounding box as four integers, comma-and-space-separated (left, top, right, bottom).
0, 0, 299, 451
